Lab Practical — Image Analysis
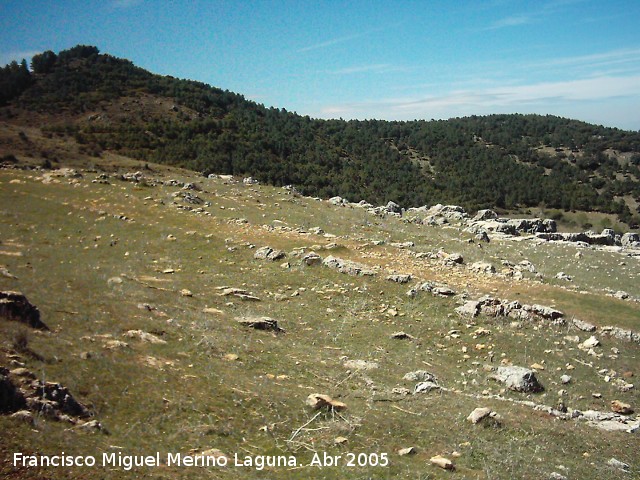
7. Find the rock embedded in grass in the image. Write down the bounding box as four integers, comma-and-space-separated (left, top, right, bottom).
490, 366, 544, 393
236, 316, 283, 332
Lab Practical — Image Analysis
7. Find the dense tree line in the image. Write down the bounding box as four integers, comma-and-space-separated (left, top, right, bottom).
4, 46, 640, 226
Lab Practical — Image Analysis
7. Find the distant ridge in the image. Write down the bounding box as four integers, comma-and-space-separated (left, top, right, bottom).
1, 45, 639, 226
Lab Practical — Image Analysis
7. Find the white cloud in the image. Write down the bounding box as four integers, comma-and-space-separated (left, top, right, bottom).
316, 74, 640, 128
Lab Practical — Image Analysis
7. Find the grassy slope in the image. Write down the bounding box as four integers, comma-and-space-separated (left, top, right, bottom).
0, 159, 638, 479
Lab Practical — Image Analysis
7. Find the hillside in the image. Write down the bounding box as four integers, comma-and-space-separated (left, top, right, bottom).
1, 45, 640, 228
0, 157, 639, 479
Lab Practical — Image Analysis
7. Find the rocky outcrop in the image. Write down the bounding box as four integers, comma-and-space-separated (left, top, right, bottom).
322, 256, 376, 276
0, 291, 48, 330
455, 296, 563, 322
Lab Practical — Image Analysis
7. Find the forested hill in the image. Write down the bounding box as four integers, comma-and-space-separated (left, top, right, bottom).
2, 45, 640, 225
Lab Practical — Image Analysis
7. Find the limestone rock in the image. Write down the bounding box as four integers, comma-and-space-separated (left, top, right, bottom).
573, 318, 596, 332
429, 455, 454, 470
254, 246, 286, 261
455, 301, 480, 318
306, 393, 346, 411
343, 359, 378, 370
403, 370, 437, 383
123, 330, 167, 344
386, 274, 412, 284
469, 262, 495, 274
490, 366, 544, 393
611, 400, 633, 415
414, 381, 440, 394
302, 252, 322, 266
607, 458, 630, 471
398, 447, 416, 456
322, 256, 376, 276
467, 407, 493, 424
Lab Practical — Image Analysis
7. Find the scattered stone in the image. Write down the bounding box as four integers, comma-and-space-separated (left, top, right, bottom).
180, 289, 193, 297
490, 366, 544, 393
573, 318, 596, 332
391, 387, 412, 395
549, 472, 568, 480
391, 331, 415, 340
398, 447, 416, 456
305, 393, 346, 411
123, 330, 167, 344
466, 407, 493, 424
429, 455, 455, 470
414, 381, 440, 394
555, 272, 572, 281
236, 316, 283, 332
561, 375, 572, 385
601, 326, 640, 345
217, 288, 261, 301
10, 409, 34, 425
386, 274, 412, 284
468, 262, 495, 274
302, 252, 322, 266
610, 400, 633, 415
334, 436, 348, 445
0, 266, 17, 279
254, 246, 286, 261
343, 359, 378, 370
607, 458, 630, 471
322, 256, 376, 276
0, 291, 48, 330
403, 370, 437, 383
579, 336, 600, 350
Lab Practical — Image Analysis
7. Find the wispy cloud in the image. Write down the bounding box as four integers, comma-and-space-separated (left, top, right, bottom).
329, 64, 407, 75
297, 32, 369, 53
487, 15, 534, 29
317, 74, 640, 124
297, 23, 399, 53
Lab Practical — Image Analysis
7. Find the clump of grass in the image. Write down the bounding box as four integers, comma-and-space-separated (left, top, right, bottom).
11, 328, 29, 352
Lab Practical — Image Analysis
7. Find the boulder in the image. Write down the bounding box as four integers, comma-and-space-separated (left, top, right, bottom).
490, 366, 544, 393
471, 209, 497, 222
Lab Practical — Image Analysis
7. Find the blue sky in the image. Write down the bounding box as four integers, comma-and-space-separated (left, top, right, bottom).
1, 0, 640, 129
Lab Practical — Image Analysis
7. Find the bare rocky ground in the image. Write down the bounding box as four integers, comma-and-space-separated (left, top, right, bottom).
0, 159, 638, 479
